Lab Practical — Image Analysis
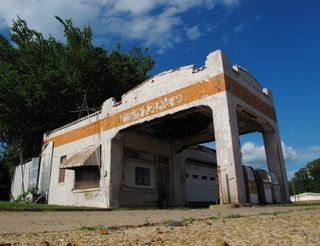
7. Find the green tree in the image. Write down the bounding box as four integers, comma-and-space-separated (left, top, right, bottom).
291, 158, 320, 194
306, 158, 320, 191
0, 16, 155, 191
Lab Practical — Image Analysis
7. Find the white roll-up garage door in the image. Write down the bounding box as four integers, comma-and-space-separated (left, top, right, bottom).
185, 160, 218, 202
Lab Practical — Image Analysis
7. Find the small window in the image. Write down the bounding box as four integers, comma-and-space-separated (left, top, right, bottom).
74, 166, 100, 189
135, 167, 150, 186
202, 176, 207, 180
185, 173, 189, 178
192, 174, 199, 179
58, 155, 67, 184
210, 177, 215, 181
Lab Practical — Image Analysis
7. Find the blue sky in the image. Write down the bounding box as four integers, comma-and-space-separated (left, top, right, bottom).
0, 0, 319, 179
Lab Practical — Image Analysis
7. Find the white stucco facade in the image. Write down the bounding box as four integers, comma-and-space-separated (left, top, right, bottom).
29, 49, 290, 207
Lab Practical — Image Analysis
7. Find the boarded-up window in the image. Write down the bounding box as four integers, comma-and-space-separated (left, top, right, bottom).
74, 166, 100, 189
135, 167, 150, 186
58, 156, 67, 183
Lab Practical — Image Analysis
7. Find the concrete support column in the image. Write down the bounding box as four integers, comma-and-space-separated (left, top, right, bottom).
211, 96, 246, 204
108, 137, 123, 208
172, 149, 187, 206
171, 150, 181, 206
263, 129, 290, 202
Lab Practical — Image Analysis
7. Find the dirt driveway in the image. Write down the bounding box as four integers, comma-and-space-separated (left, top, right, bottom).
1, 205, 320, 245
0, 205, 319, 234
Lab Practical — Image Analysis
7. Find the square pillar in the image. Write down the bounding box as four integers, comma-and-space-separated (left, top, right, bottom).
108, 137, 123, 208
211, 96, 247, 204
171, 148, 185, 206
263, 129, 290, 202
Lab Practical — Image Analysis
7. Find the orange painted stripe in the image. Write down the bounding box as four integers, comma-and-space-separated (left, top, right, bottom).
47, 74, 225, 147
224, 75, 275, 120
46, 73, 275, 147
102, 74, 226, 131
49, 119, 105, 148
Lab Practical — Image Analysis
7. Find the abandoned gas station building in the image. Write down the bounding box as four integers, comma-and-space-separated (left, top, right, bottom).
11, 50, 290, 207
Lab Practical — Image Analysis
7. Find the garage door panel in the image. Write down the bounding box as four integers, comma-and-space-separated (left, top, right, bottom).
186, 162, 218, 202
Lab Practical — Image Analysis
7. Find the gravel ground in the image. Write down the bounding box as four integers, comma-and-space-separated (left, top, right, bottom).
0, 205, 319, 234
0, 205, 320, 245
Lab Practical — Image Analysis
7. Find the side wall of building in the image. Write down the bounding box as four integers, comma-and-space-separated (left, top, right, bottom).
47, 132, 109, 208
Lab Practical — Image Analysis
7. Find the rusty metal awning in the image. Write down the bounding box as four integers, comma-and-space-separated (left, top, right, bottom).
60, 146, 100, 169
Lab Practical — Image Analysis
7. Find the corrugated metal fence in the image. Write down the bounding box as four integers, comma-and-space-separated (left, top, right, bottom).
11, 157, 39, 200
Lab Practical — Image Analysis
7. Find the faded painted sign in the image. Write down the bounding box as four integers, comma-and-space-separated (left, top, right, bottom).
120, 94, 183, 124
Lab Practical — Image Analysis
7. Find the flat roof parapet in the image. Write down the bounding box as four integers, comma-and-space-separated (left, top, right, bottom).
45, 110, 101, 138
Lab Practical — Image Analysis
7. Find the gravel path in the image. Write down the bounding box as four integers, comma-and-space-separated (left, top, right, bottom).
0, 205, 319, 245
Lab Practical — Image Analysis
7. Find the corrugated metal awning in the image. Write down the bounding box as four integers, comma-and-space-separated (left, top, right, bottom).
60, 146, 100, 169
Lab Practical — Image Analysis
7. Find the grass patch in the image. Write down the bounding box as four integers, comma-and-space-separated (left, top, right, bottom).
0, 200, 108, 211
207, 215, 220, 220
163, 219, 182, 227
272, 211, 288, 216
258, 212, 271, 216
226, 213, 242, 219
207, 212, 221, 220
80, 224, 106, 231
143, 217, 153, 226
264, 203, 320, 207
181, 217, 197, 223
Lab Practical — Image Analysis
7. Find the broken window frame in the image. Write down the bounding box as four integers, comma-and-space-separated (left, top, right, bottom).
58, 155, 67, 184
123, 146, 156, 189
72, 146, 102, 190
74, 166, 101, 190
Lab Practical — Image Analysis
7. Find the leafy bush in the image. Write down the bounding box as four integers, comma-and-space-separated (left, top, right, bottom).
15, 188, 37, 203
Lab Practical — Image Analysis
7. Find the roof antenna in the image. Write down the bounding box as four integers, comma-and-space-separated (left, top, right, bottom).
76, 94, 91, 119
70, 94, 99, 117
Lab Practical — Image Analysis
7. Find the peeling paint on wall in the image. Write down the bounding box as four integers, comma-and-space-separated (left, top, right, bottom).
120, 94, 183, 124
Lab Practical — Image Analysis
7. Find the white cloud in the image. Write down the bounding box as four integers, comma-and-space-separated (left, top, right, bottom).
241, 142, 266, 164
219, 0, 241, 7
241, 141, 299, 167
286, 170, 297, 180
241, 141, 320, 167
233, 23, 245, 33
295, 145, 320, 163
281, 142, 299, 162
111, 0, 160, 16
0, 17, 7, 29
186, 25, 202, 40
310, 146, 320, 152
0, 0, 241, 52
286, 145, 320, 180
